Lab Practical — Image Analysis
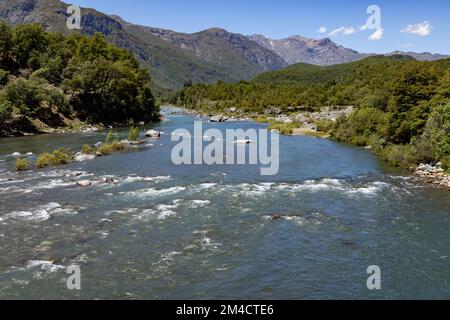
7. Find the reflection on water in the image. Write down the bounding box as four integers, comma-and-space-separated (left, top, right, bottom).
0, 107, 449, 299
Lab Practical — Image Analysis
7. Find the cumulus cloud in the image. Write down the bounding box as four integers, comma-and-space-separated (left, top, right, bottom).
401, 21, 432, 36
317, 26, 327, 34
328, 26, 357, 37
369, 28, 383, 41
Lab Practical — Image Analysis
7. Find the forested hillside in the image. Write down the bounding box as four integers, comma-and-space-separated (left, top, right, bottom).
180, 56, 450, 169
0, 22, 159, 136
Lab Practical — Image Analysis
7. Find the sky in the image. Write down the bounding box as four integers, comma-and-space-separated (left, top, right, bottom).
68, 0, 450, 54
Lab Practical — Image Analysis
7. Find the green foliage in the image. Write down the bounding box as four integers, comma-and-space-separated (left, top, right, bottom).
0, 69, 8, 85
15, 158, 30, 171
105, 130, 119, 144
97, 141, 125, 155
81, 144, 94, 155
36, 149, 72, 168
268, 122, 297, 135
0, 100, 13, 122
128, 126, 140, 141
180, 55, 450, 168
0, 24, 159, 133
441, 156, 450, 173
421, 104, 450, 161
379, 144, 422, 168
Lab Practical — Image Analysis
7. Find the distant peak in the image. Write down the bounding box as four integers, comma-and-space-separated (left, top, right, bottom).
204, 27, 228, 34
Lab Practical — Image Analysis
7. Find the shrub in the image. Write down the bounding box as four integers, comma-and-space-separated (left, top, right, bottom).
36, 152, 53, 168
128, 126, 140, 141
81, 144, 94, 155
105, 129, 119, 144
0, 69, 9, 85
380, 144, 421, 168
97, 141, 124, 155
15, 158, 30, 171
0, 100, 13, 122
441, 155, 450, 174
268, 122, 298, 135
36, 149, 72, 168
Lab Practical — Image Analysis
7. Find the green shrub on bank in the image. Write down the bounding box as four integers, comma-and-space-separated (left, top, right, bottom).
268, 122, 297, 135
0, 69, 9, 85
36, 149, 72, 168
441, 156, 450, 174
15, 158, 30, 171
379, 144, 421, 168
128, 126, 140, 141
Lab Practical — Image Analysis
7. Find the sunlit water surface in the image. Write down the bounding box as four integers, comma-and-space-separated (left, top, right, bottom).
0, 108, 449, 299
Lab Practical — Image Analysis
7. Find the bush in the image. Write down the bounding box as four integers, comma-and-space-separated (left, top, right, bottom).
380, 144, 421, 168
441, 155, 450, 173
268, 122, 297, 135
15, 158, 30, 171
36, 149, 72, 168
81, 144, 94, 155
105, 130, 119, 144
0, 100, 13, 122
0, 69, 9, 85
97, 141, 124, 155
128, 126, 140, 141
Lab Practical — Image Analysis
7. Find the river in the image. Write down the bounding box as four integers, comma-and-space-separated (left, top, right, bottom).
0, 108, 449, 299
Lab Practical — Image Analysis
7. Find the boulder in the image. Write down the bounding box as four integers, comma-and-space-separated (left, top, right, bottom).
145, 129, 161, 138
234, 139, 255, 144
76, 180, 92, 187
210, 115, 223, 123
102, 177, 114, 184
94, 142, 103, 148
74, 152, 95, 162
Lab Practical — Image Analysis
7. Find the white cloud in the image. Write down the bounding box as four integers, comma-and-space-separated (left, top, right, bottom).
317, 26, 327, 34
401, 21, 432, 36
328, 26, 357, 37
369, 28, 383, 41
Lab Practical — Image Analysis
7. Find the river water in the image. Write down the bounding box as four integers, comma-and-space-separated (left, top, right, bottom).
0, 108, 449, 299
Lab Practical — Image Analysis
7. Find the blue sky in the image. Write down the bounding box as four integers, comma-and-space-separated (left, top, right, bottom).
68, 0, 449, 54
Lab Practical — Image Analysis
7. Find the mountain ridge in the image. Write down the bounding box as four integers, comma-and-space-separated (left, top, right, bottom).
0, 0, 448, 90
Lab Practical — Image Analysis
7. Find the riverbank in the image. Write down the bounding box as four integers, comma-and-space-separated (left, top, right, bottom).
178, 105, 450, 191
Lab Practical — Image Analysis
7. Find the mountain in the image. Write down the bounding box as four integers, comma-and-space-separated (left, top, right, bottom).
145, 27, 288, 78
387, 51, 450, 61
248, 34, 449, 66
253, 55, 416, 86
0, 0, 236, 89
248, 34, 368, 66
0, 0, 447, 90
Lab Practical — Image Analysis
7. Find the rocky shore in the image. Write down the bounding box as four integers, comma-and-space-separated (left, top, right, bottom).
414, 163, 450, 190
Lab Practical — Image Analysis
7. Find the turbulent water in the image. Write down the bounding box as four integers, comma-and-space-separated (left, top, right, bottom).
0, 108, 449, 299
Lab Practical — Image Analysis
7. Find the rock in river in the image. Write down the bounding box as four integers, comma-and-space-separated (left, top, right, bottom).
145, 130, 161, 138
76, 180, 92, 187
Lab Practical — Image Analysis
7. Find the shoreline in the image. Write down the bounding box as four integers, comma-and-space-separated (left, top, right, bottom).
176, 106, 450, 191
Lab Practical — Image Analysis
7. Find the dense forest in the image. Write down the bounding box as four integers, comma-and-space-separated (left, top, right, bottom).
0, 22, 159, 136
179, 55, 450, 169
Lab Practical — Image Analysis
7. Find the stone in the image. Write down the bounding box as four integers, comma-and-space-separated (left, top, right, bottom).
234, 139, 255, 144
74, 152, 95, 162
145, 129, 161, 138
76, 180, 92, 187
210, 115, 223, 122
